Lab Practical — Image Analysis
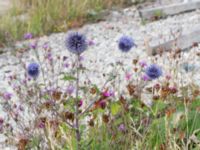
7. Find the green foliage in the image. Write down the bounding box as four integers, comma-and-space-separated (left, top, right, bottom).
0, 0, 128, 46
111, 102, 121, 115
62, 74, 76, 81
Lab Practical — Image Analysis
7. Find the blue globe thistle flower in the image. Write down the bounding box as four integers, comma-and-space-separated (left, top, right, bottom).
27, 63, 40, 78
65, 32, 87, 54
145, 64, 162, 80
118, 36, 135, 52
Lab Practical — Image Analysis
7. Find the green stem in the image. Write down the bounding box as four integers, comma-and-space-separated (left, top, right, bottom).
75, 54, 81, 149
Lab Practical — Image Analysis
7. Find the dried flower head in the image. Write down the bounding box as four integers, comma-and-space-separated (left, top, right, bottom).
65, 32, 88, 54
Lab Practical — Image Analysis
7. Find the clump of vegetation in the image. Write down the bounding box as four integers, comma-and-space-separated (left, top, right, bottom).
0, 31, 200, 149
0, 0, 128, 47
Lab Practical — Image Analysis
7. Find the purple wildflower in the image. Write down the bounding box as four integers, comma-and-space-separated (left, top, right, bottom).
3, 92, 12, 100
125, 72, 132, 81
118, 124, 125, 132
141, 74, 150, 81
29, 42, 37, 49
78, 100, 83, 107
79, 55, 84, 61
43, 43, 49, 49
66, 85, 75, 95
24, 33, 33, 40
139, 60, 147, 68
103, 90, 114, 97
64, 63, 70, 68
47, 53, 53, 62
88, 40, 95, 46
99, 100, 106, 109
38, 121, 45, 129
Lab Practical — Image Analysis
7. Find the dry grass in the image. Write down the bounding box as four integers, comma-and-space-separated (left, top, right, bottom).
0, 0, 129, 46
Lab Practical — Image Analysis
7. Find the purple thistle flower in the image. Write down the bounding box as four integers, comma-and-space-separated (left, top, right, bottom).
118, 124, 125, 132
64, 63, 70, 68
145, 64, 162, 80
38, 121, 45, 129
79, 55, 84, 61
3, 92, 12, 100
141, 74, 150, 81
118, 36, 135, 52
125, 72, 132, 81
103, 90, 114, 97
29, 42, 37, 49
47, 53, 53, 62
88, 40, 95, 46
66, 85, 75, 95
78, 100, 83, 107
139, 60, 147, 68
24, 33, 33, 40
65, 32, 88, 54
43, 43, 49, 49
27, 63, 40, 79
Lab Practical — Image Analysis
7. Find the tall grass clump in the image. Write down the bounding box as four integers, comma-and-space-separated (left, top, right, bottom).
0, 0, 128, 47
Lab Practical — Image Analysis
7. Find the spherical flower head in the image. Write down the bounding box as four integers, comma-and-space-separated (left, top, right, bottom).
118, 36, 135, 52
145, 64, 162, 80
27, 63, 40, 78
65, 32, 87, 54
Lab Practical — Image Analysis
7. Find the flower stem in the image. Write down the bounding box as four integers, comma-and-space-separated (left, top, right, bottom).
75, 54, 81, 149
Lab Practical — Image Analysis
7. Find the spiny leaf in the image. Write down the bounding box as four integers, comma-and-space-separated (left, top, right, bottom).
111, 102, 121, 115
62, 75, 76, 81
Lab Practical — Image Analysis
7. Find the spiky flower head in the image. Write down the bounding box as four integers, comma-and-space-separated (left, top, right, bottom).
65, 32, 87, 54
118, 36, 135, 52
145, 64, 162, 80
27, 63, 40, 78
